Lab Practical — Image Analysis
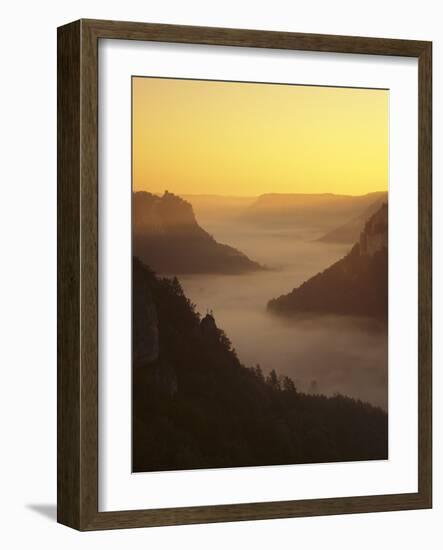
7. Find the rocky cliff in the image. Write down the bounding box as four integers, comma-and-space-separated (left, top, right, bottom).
133, 259, 159, 366
317, 194, 387, 244
133, 257, 177, 397
133, 191, 262, 274
359, 202, 388, 256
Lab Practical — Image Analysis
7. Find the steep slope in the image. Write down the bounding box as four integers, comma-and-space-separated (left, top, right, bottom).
317, 193, 387, 244
133, 257, 388, 472
268, 204, 388, 319
133, 191, 262, 274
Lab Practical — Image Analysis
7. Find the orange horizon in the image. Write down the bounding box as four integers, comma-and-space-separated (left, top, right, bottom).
133, 78, 388, 197
134, 189, 388, 198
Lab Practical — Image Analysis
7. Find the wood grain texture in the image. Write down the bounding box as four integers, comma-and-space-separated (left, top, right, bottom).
57, 20, 81, 529
57, 19, 432, 531
417, 42, 432, 507
79, 19, 100, 527
84, 18, 429, 56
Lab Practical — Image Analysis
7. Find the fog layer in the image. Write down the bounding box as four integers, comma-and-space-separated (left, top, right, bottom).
177, 208, 388, 410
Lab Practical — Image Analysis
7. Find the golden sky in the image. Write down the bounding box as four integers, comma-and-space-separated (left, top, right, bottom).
133, 77, 388, 197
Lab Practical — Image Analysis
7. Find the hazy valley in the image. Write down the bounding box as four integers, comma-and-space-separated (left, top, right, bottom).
152, 192, 388, 410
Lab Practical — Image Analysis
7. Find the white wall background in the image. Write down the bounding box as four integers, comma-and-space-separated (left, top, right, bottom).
0, 0, 440, 548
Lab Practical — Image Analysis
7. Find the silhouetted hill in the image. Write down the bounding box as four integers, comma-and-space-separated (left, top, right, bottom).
268, 204, 388, 319
134, 191, 262, 274
243, 192, 387, 231
133, 257, 388, 472
317, 193, 387, 244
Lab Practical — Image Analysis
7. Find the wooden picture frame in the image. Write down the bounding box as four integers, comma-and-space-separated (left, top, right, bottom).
57, 18, 432, 530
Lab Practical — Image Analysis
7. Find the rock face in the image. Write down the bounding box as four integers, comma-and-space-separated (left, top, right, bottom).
133, 262, 159, 366
133, 257, 177, 397
359, 203, 388, 256
133, 191, 262, 274
268, 204, 388, 320
134, 190, 196, 234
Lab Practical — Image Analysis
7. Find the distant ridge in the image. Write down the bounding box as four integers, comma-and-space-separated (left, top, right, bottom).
182, 194, 256, 221
133, 191, 263, 274
316, 193, 388, 244
243, 191, 388, 230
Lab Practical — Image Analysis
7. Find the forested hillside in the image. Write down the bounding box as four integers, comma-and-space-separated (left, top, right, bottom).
268, 204, 388, 320
133, 257, 388, 472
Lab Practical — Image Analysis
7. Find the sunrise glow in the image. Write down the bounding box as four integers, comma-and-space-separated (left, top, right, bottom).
133, 77, 388, 197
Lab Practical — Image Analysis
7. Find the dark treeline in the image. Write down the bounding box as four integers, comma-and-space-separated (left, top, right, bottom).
133, 258, 388, 472
268, 244, 388, 319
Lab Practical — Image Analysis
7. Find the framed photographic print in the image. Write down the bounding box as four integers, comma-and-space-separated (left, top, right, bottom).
57, 19, 432, 530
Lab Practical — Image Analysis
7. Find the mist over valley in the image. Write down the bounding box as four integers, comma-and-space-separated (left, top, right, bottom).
157, 192, 388, 410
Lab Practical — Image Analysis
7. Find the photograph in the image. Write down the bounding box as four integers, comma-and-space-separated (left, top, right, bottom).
131, 76, 389, 473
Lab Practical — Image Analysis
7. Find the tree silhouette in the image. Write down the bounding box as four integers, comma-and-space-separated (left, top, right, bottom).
133, 257, 388, 473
